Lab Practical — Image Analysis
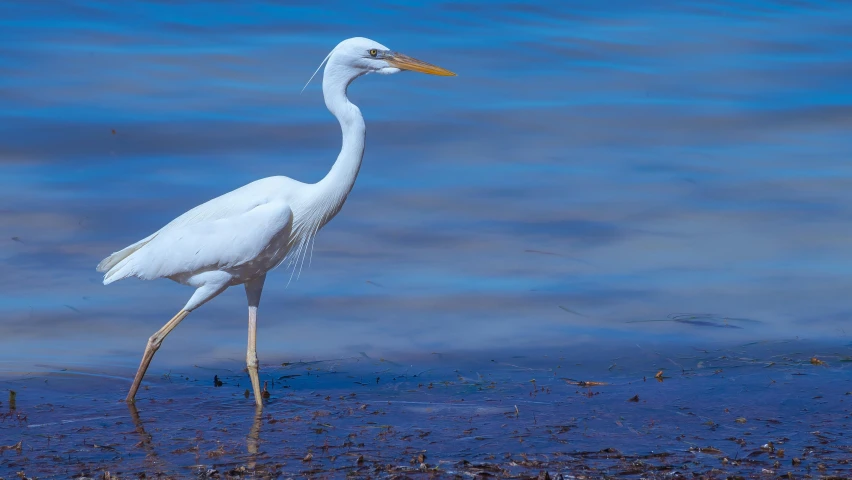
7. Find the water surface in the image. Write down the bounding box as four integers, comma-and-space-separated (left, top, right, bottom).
1, 1, 851, 393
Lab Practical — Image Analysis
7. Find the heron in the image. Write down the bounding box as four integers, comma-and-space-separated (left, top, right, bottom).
97, 37, 455, 407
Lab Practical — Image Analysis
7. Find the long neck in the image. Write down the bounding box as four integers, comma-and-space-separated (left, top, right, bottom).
317, 61, 366, 199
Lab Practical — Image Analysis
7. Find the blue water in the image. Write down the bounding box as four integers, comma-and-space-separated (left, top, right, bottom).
1, 1, 852, 369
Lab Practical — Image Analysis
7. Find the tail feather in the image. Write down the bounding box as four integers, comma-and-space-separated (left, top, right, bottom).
102, 254, 138, 285
97, 233, 157, 284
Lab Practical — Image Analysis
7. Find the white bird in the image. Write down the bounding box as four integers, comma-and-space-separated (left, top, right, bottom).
97, 37, 455, 407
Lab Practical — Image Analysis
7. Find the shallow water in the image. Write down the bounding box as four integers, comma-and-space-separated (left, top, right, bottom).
3, 340, 851, 477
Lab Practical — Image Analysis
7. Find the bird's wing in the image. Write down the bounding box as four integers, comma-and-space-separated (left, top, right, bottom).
98, 178, 286, 275
101, 178, 296, 284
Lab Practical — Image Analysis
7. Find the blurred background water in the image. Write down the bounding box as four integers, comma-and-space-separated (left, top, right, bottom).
1, 0, 851, 369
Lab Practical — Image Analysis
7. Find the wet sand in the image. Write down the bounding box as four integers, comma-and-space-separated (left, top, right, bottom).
2, 338, 850, 478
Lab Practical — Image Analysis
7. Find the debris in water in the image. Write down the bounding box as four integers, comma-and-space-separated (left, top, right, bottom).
628, 395, 639, 402
558, 305, 586, 317
525, 249, 561, 256
207, 444, 226, 458
689, 446, 724, 455
64, 305, 82, 314
564, 379, 607, 387
0, 440, 22, 454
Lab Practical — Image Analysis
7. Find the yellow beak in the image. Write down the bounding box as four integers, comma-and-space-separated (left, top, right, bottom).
386, 53, 456, 76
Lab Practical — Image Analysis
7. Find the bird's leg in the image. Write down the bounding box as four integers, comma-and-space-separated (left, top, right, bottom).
247, 306, 263, 405
126, 309, 190, 403
245, 275, 266, 407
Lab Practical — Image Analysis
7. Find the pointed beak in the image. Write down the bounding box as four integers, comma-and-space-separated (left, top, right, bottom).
385, 52, 456, 76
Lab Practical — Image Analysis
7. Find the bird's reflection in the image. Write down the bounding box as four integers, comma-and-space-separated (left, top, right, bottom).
247, 404, 264, 470
127, 402, 164, 471
127, 402, 264, 472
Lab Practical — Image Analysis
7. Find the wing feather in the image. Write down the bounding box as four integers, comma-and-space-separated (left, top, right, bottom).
100, 177, 297, 284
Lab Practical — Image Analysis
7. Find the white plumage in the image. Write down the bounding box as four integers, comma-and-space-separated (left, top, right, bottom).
100, 177, 299, 286
97, 37, 455, 407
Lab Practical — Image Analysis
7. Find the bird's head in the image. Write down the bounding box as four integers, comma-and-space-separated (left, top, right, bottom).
303, 37, 455, 93
332, 37, 456, 77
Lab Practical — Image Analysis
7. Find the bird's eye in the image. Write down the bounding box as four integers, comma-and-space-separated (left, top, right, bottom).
369, 49, 378, 57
